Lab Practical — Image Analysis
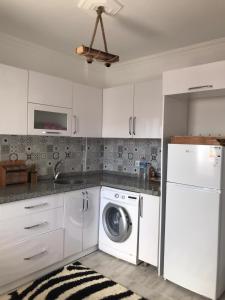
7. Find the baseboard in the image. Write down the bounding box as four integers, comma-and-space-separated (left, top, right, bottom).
0, 246, 98, 296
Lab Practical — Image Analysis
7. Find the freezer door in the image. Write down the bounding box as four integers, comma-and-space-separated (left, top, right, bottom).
164, 182, 220, 299
167, 144, 222, 189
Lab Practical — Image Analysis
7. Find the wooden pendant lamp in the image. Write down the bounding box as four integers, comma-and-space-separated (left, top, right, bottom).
75, 6, 119, 67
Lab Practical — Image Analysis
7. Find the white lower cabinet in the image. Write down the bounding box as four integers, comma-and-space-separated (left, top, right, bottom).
83, 187, 101, 250
139, 194, 160, 267
0, 229, 64, 287
0, 187, 100, 290
64, 187, 100, 258
63, 190, 83, 258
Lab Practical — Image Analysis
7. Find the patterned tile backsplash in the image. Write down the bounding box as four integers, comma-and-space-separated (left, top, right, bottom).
0, 136, 161, 177
103, 139, 161, 176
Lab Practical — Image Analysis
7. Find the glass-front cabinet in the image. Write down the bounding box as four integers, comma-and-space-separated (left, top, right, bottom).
28, 103, 72, 136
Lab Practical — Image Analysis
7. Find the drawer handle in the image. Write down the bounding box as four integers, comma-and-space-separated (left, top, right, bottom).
188, 85, 213, 91
24, 221, 48, 230
24, 203, 48, 209
24, 249, 48, 261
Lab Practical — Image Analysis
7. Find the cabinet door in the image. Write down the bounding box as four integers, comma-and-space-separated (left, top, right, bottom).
64, 191, 83, 258
83, 187, 100, 250
28, 71, 73, 108
139, 194, 159, 267
163, 60, 225, 96
28, 103, 72, 136
72, 84, 103, 137
102, 84, 134, 138
0, 64, 28, 135
134, 79, 162, 138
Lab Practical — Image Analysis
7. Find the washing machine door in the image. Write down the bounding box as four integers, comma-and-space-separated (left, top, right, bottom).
102, 203, 132, 243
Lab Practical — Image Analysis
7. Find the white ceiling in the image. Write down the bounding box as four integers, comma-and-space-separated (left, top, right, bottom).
1, 0, 225, 62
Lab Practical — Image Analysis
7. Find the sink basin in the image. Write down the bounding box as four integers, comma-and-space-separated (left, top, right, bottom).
54, 178, 83, 185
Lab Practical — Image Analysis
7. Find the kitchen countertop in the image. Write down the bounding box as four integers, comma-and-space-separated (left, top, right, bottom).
0, 172, 160, 205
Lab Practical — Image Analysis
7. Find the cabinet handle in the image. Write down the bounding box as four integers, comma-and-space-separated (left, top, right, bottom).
24, 249, 47, 261
133, 117, 136, 135
129, 117, 132, 135
42, 131, 60, 135
86, 199, 89, 211
188, 85, 213, 91
24, 221, 48, 230
73, 115, 77, 135
82, 198, 85, 211
140, 196, 143, 218
24, 203, 48, 209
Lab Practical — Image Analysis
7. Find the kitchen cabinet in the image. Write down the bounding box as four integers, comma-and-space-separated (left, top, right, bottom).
139, 194, 159, 267
28, 71, 73, 108
0, 64, 28, 135
72, 84, 103, 137
64, 187, 100, 258
83, 187, 101, 250
163, 60, 225, 96
102, 84, 134, 138
0, 193, 64, 288
102, 80, 162, 138
63, 190, 83, 258
0, 229, 63, 287
134, 79, 162, 138
28, 103, 72, 136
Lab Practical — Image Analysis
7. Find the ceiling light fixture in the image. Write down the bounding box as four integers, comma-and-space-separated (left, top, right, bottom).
75, 6, 119, 67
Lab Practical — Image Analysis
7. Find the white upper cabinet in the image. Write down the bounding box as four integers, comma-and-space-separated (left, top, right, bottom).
102, 84, 134, 138
28, 71, 73, 108
103, 81, 162, 139
28, 103, 72, 136
163, 60, 225, 96
0, 64, 28, 135
72, 84, 103, 137
134, 79, 162, 138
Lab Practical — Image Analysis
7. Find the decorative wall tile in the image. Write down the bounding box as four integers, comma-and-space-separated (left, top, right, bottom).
0, 135, 161, 177
102, 138, 161, 176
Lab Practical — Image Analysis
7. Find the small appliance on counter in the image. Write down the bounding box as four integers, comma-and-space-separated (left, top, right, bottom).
0, 160, 28, 187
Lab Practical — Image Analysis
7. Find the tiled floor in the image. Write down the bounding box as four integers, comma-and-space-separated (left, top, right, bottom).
80, 250, 225, 300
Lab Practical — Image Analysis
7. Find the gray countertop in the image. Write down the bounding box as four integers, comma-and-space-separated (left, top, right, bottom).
0, 172, 160, 205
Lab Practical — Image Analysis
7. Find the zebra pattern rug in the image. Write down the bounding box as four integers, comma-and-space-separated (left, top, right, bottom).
6, 262, 146, 300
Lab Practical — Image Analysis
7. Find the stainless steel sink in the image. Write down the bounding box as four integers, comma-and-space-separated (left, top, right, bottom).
54, 178, 83, 185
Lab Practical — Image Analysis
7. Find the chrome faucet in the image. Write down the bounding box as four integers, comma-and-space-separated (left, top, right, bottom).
54, 160, 64, 181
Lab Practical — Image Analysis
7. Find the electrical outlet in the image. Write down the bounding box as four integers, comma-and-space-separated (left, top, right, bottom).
135, 160, 140, 167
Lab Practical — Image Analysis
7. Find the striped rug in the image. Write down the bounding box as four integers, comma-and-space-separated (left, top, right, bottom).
6, 262, 146, 300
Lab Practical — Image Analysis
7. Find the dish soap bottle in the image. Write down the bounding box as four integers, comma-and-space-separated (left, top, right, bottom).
139, 157, 148, 180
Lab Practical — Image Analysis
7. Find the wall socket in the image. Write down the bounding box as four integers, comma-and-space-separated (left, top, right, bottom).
135, 160, 140, 167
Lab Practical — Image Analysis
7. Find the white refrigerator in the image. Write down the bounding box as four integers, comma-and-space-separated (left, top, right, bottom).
164, 144, 225, 300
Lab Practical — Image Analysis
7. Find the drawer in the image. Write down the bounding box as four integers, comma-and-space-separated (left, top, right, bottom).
0, 193, 64, 221
0, 229, 64, 287
0, 207, 63, 247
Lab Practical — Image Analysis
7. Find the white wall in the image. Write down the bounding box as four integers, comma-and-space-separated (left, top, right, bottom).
105, 37, 225, 87
188, 95, 225, 136
0, 32, 105, 88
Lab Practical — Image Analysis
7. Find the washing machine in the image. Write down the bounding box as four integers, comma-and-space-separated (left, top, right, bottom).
99, 187, 140, 265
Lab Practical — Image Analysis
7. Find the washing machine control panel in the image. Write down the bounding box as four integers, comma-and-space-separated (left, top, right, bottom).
114, 193, 137, 201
